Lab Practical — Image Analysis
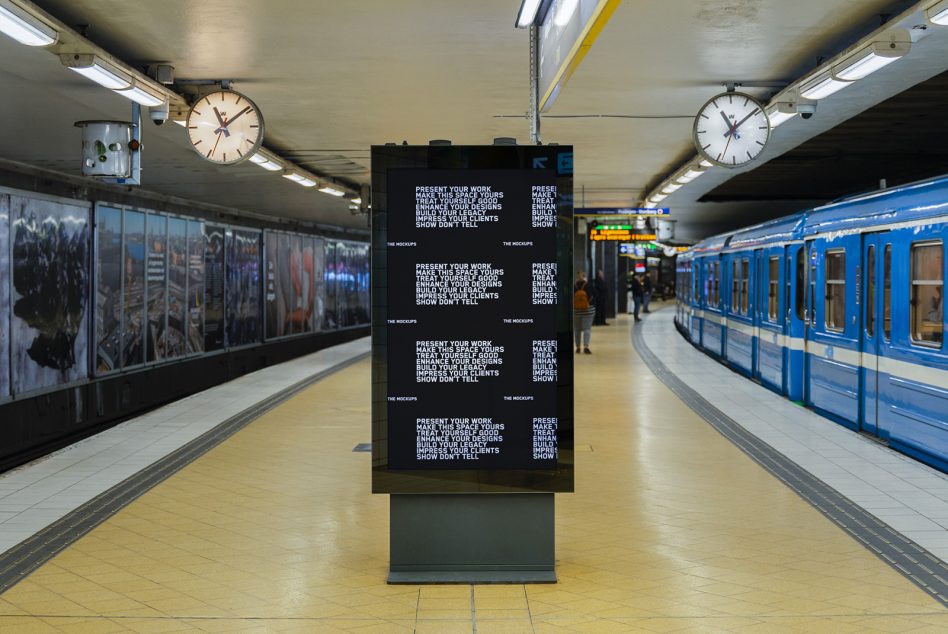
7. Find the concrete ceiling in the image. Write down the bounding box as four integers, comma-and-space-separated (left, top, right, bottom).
0, 0, 945, 240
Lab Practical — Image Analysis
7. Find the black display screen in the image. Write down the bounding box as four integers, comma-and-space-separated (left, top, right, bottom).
371, 145, 574, 494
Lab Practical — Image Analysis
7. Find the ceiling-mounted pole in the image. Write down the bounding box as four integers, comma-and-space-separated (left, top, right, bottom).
529, 24, 541, 144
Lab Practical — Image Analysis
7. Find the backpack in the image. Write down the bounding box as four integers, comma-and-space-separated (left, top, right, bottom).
573, 285, 590, 310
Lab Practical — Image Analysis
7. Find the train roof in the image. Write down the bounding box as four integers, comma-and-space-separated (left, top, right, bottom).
802, 175, 948, 236
724, 212, 806, 251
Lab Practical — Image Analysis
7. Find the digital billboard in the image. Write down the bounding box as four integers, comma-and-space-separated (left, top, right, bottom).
371, 145, 574, 493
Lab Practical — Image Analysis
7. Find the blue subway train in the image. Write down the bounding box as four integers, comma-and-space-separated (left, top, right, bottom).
675, 176, 947, 472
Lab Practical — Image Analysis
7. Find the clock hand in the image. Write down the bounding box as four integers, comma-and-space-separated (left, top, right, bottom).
720, 110, 734, 135
210, 130, 223, 159
212, 107, 231, 138
731, 107, 761, 135
224, 106, 252, 127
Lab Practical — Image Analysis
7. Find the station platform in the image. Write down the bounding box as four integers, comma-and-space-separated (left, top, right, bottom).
0, 306, 946, 633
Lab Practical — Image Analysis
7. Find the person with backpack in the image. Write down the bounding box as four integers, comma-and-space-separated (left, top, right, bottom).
628, 273, 644, 322
573, 272, 596, 354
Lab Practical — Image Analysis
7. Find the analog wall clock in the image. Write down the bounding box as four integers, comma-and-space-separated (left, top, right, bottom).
693, 92, 770, 168
186, 90, 265, 165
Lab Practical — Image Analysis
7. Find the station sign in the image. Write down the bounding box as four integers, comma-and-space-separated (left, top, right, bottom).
588, 224, 657, 242
618, 243, 646, 257
576, 207, 670, 216
371, 144, 574, 495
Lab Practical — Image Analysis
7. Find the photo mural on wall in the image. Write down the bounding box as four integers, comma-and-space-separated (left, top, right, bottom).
187, 220, 204, 355
10, 195, 89, 394
122, 210, 146, 368
265, 231, 317, 339
204, 225, 225, 351
0, 196, 10, 399
225, 228, 261, 347
95, 206, 122, 374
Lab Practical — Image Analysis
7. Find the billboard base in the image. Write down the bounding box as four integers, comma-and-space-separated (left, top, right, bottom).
389, 493, 555, 584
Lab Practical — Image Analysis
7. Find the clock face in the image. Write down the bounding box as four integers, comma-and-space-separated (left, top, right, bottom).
693, 92, 770, 168
186, 90, 265, 165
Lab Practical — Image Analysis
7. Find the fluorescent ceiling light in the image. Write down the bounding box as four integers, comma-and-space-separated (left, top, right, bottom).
516, 0, 542, 27
765, 103, 796, 127
114, 82, 165, 107
350, 197, 362, 205
249, 151, 283, 171
926, 0, 948, 25
283, 172, 317, 187
62, 54, 132, 90
554, 0, 578, 27
800, 70, 851, 100
676, 168, 705, 184
698, 159, 713, 168
832, 32, 909, 81
661, 183, 681, 194
0, 0, 57, 46
649, 193, 667, 203
173, 119, 187, 127
319, 186, 346, 197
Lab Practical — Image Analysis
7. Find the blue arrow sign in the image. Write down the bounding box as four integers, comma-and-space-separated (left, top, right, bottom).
532, 157, 549, 169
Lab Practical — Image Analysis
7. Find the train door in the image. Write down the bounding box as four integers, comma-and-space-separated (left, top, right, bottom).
754, 249, 766, 379
785, 244, 806, 401
860, 232, 889, 436
804, 234, 862, 428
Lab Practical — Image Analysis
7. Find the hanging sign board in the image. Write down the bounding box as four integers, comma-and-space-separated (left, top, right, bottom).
588, 225, 657, 242
575, 207, 670, 216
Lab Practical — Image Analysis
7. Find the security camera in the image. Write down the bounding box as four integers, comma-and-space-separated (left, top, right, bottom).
797, 101, 817, 119
149, 103, 169, 126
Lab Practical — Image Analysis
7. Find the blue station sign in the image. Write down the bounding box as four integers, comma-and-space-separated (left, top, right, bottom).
576, 207, 670, 216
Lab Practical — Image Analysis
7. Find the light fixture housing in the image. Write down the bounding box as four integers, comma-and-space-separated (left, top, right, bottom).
832, 30, 910, 81
926, 0, 948, 25
698, 159, 713, 168
516, 0, 543, 27
648, 193, 667, 204
765, 102, 797, 127
800, 70, 852, 100
0, 0, 57, 46
319, 186, 346, 197
249, 150, 283, 172
114, 81, 165, 107
61, 54, 132, 90
283, 172, 317, 187
661, 183, 681, 194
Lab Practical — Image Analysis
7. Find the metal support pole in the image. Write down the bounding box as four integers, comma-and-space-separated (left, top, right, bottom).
529, 24, 541, 145
130, 103, 142, 185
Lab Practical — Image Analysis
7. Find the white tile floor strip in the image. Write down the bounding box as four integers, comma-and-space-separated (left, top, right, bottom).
641, 310, 948, 560
0, 337, 369, 555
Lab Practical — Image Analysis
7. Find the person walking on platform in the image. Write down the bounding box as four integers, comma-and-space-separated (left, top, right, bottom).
593, 270, 609, 326
642, 273, 654, 313
628, 273, 643, 322
574, 273, 595, 354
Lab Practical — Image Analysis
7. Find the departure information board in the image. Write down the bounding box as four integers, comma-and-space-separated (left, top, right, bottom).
371, 145, 574, 494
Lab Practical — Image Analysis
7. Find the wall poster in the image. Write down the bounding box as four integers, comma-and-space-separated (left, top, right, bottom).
225, 228, 261, 347
145, 213, 167, 363
204, 225, 225, 351
95, 206, 123, 374
10, 194, 90, 394
166, 217, 189, 359
122, 210, 146, 368
313, 238, 327, 331
187, 220, 205, 355
371, 144, 574, 494
0, 195, 9, 399
324, 240, 337, 330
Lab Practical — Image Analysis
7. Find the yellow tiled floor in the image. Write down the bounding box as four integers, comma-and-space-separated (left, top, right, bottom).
1, 312, 946, 633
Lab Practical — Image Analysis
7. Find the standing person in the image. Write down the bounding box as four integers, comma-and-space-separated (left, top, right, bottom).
629, 273, 644, 322
642, 272, 654, 313
593, 270, 609, 326
573, 273, 595, 354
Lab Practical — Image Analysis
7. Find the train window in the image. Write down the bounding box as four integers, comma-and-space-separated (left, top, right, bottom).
825, 250, 846, 332
795, 249, 805, 320
883, 245, 891, 341
713, 261, 720, 307
732, 260, 740, 312
741, 258, 749, 314
866, 245, 875, 336
910, 241, 943, 347
768, 257, 779, 321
